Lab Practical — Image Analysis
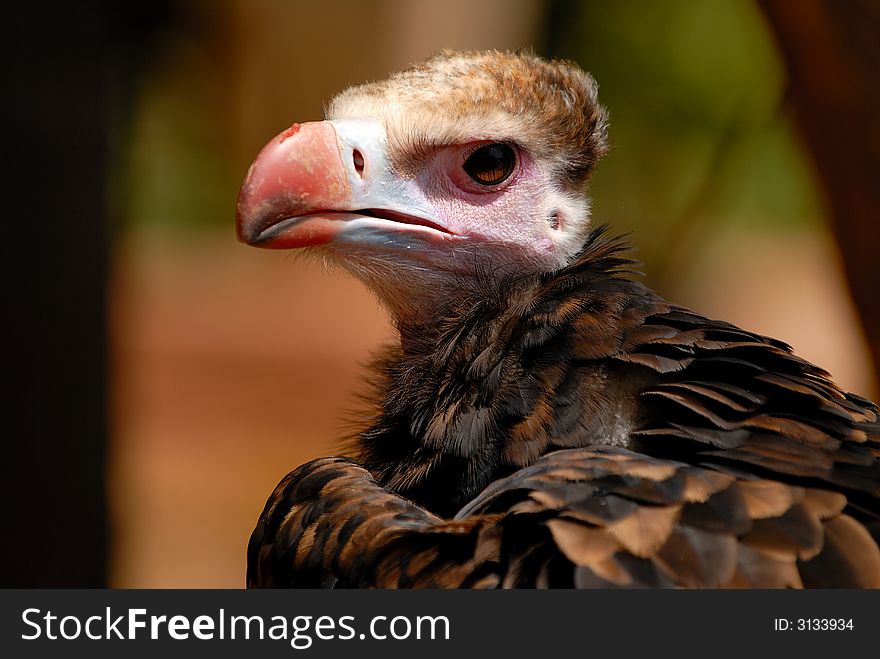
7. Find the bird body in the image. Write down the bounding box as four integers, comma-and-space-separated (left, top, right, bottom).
237, 51, 880, 588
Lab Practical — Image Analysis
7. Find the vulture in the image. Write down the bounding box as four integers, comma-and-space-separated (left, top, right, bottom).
236, 50, 880, 588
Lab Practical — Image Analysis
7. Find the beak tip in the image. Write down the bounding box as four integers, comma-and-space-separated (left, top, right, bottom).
234, 192, 258, 245
235, 120, 350, 249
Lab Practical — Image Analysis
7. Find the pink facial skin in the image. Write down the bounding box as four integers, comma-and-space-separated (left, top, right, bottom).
414, 142, 559, 257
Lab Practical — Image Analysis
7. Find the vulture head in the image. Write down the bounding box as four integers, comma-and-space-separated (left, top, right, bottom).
236, 50, 609, 333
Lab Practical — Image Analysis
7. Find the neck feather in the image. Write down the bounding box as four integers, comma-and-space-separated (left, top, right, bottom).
343, 227, 643, 516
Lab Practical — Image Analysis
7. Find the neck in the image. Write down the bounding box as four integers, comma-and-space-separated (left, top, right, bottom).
348, 257, 553, 516
345, 228, 642, 516
385, 279, 479, 352
334, 251, 529, 354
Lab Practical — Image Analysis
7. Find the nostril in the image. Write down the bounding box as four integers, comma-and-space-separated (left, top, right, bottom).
353, 149, 365, 177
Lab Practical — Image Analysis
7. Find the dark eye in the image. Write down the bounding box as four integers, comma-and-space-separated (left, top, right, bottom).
462, 143, 516, 186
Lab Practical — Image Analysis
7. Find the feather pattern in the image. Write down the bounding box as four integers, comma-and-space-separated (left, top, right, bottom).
248, 228, 880, 588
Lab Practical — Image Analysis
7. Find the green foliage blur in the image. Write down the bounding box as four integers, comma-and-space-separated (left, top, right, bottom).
548, 0, 822, 284
120, 20, 238, 235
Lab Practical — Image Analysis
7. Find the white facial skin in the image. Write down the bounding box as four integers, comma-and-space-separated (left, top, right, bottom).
323, 119, 589, 310
237, 115, 591, 338
319, 119, 588, 335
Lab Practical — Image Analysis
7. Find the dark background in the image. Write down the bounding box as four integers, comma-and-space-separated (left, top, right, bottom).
3, 0, 878, 587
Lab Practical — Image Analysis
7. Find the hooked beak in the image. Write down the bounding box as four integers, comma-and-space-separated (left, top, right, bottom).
235, 119, 455, 250
236, 121, 352, 248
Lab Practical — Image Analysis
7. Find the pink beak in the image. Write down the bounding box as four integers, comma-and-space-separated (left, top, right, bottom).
235, 121, 352, 248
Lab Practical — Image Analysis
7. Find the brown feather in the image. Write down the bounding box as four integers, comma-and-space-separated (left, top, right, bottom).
246, 52, 880, 589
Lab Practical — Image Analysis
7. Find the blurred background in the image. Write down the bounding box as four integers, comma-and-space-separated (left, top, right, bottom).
4, 0, 878, 587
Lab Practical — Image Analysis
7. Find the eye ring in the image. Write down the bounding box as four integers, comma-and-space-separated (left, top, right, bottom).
462, 143, 516, 186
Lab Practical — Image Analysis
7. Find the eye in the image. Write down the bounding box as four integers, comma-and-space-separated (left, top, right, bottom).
462, 143, 516, 186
